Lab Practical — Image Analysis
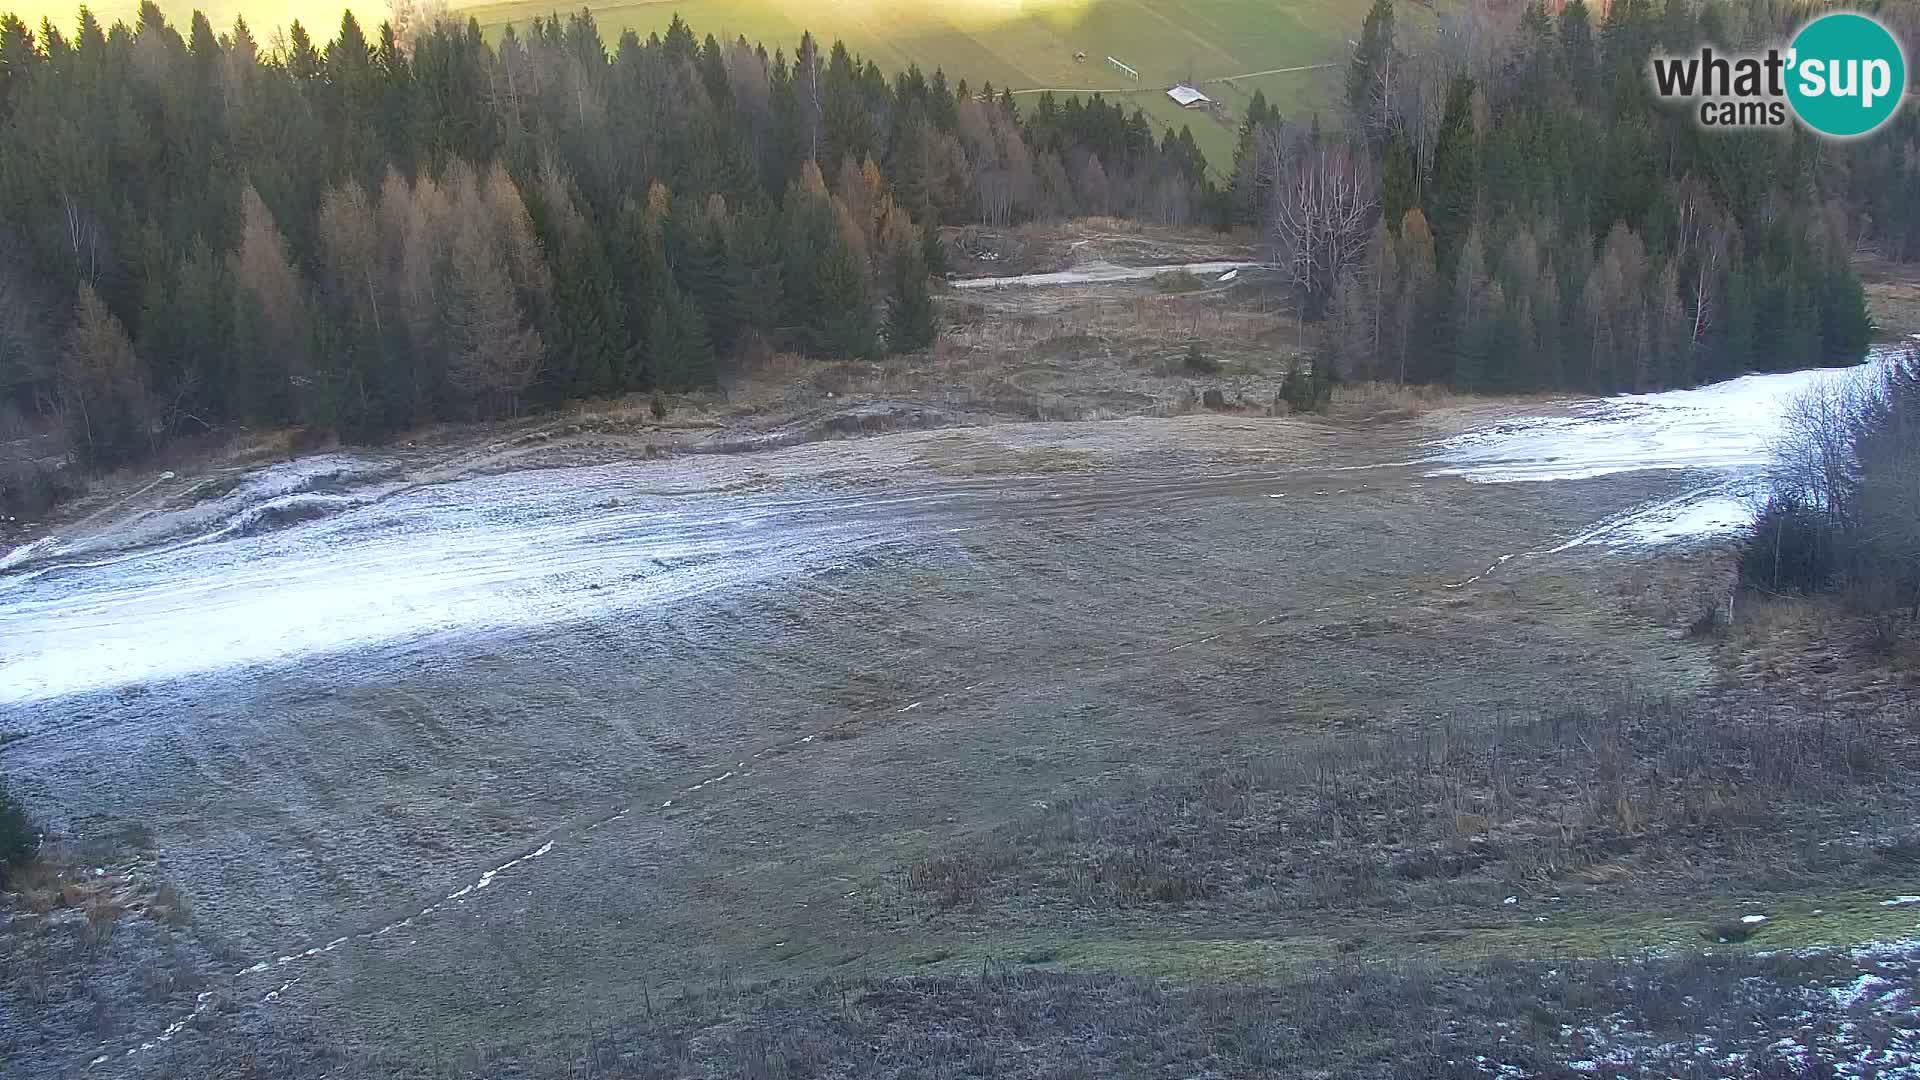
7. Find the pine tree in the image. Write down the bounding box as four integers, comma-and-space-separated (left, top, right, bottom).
1427, 76, 1479, 268
725, 205, 784, 343
1346, 0, 1395, 134
814, 235, 876, 359
528, 167, 627, 399
649, 282, 713, 389
885, 247, 937, 353
921, 223, 949, 278
1561, 0, 1597, 95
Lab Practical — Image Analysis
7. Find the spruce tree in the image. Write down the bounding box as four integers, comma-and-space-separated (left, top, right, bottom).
1426, 77, 1479, 268
649, 283, 714, 390
885, 248, 937, 353
1347, 0, 1395, 132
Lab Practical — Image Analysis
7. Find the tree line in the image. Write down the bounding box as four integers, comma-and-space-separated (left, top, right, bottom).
0, 3, 1219, 480
1742, 344, 1920, 635
1233, 0, 1915, 397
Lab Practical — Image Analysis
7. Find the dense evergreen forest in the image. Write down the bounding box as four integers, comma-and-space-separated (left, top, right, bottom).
0, 2, 1216, 476
1256, 0, 1918, 396
0, 0, 1913, 509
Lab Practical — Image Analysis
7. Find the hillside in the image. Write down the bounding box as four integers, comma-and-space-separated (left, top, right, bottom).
13, 0, 1407, 169
459, 0, 1381, 170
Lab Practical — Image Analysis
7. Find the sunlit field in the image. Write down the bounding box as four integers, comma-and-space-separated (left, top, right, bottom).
9, 0, 1381, 169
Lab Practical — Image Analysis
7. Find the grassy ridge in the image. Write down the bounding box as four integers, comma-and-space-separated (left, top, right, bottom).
456, 0, 1371, 168
460, 0, 1353, 88
12, 0, 1381, 169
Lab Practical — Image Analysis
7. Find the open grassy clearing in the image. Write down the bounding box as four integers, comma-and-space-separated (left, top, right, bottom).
1861, 254, 1920, 341
13, 0, 1379, 174
893, 690, 1918, 928
6, 219, 1918, 1076
455, 0, 1414, 171
460, 0, 1359, 86
129, 932, 1920, 1078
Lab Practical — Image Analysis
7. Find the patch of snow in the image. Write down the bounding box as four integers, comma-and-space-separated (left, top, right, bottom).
1882, 896, 1920, 908
1428, 350, 1905, 546
1609, 493, 1755, 546
0, 461, 908, 703
1833, 973, 1893, 1009
1743, 914, 1770, 926
0, 537, 57, 571
950, 260, 1259, 290
1429, 358, 1889, 485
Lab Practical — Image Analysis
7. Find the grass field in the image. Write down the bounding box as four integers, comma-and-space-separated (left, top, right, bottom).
457, 0, 1376, 170
458, 0, 1357, 89
10, 0, 1382, 172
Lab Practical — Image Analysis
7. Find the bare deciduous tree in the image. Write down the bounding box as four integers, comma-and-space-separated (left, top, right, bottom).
61, 283, 150, 464
388, 0, 451, 52
231, 183, 311, 412
444, 211, 541, 419
317, 180, 382, 337
1262, 129, 1378, 318
1674, 175, 1732, 356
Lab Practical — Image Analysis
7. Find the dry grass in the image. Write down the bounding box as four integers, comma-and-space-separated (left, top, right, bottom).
1856, 253, 1920, 339
151, 881, 192, 927
1718, 588, 1920, 702
243, 944, 1920, 1080
904, 692, 1913, 917
1327, 380, 1474, 419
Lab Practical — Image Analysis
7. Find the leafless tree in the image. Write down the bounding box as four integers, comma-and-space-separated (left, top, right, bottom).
388, 0, 451, 52
444, 211, 541, 419
62, 193, 101, 285
317, 180, 383, 339
230, 183, 311, 411
1673, 175, 1732, 355
61, 283, 150, 463
1771, 375, 1870, 517
1262, 129, 1378, 317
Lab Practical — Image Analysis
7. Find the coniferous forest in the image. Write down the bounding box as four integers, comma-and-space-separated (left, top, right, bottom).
0, 2, 1216, 475
1270, 0, 1916, 396
0, 0, 1915, 503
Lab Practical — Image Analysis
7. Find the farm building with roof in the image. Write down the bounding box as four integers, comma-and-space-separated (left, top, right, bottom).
1167, 85, 1212, 108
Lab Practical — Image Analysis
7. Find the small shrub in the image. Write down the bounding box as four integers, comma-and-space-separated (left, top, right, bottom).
152, 882, 192, 926
1153, 269, 1206, 293
1861, 612, 1906, 655
1280, 355, 1332, 414
1, 455, 80, 518
0, 775, 37, 882
1182, 341, 1219, 374
1739, 496, 1838, 593
1684, 593, 1728, 639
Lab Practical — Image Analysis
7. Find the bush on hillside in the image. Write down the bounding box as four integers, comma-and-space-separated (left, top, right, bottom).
1741, 346, 1920, 620
1183, 341, 1219, 374
1740, 495, 1839, 593
0, 776, 36, 883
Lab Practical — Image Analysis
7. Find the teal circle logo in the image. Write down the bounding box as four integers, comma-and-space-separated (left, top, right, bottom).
1787, 13, 1907, 138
